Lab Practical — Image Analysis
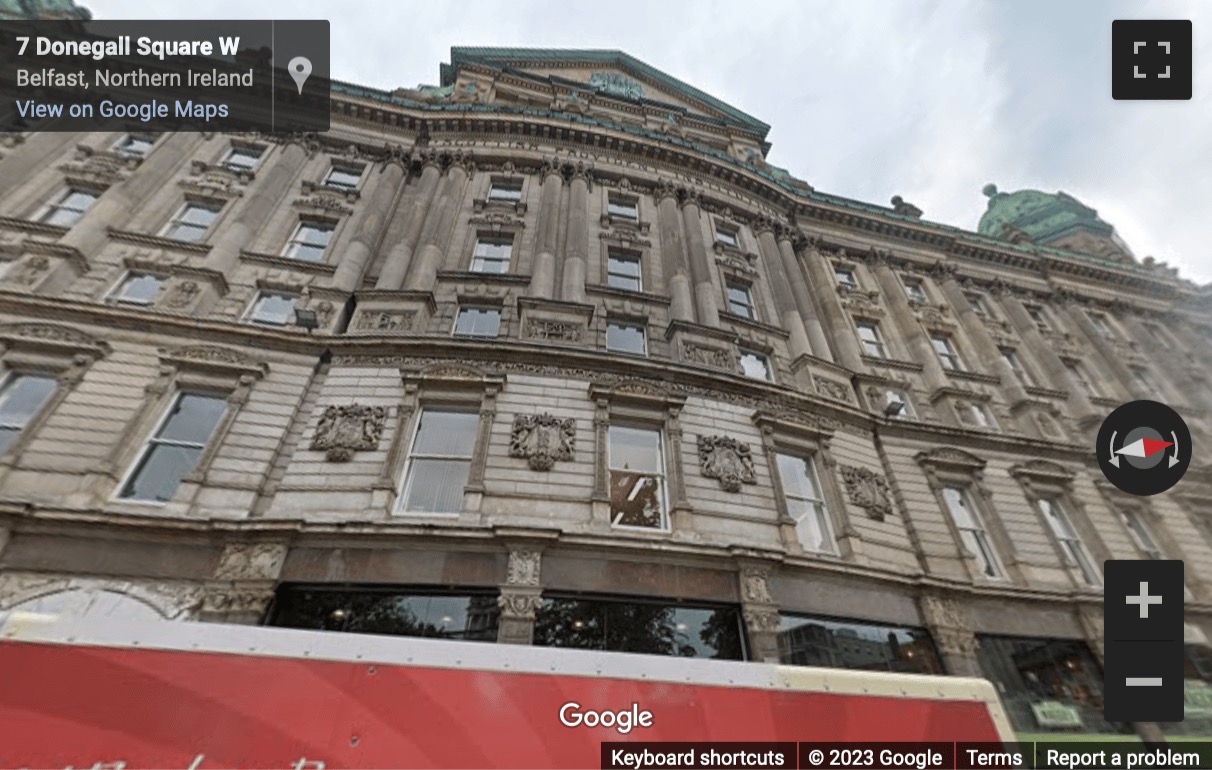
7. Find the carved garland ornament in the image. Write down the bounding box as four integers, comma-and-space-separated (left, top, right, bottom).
509, 413, 576, 471
310, 404, 388, 462
839, 465, 893, 521
697, 435, 757, 492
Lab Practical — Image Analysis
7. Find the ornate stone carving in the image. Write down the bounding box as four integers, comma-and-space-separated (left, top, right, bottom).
920, 595, 968, 629
469, 210, 525, 229
213, 543, 288, 581
890, 195, 922, 218
355, 310, 415, 331
917, 303, 957, 330
0, 573, 203, 620
201, 587, 276, 614
742, 608, 781, 633
0, 323, 100, 347
1042, 329, 1084, 360
697, 435, 757, 492
8, 255, 50, 284
509, 413, 576, 471
525, 319, 583, 342
163, 280, 199, 308
740, 567, 773, 604
312, 300, 335, 327
293, 193, 354, 216
310, 404, 387, 462
590, 72, 644, 99
839, 465, 893, 521
506, 550, 542, 586
497, 591, 544, 620
680, 341, 731, 368
173, 344, 259, 367
815, 379, 852, 403
933, 627, 980, 656
915, 447, 987, 472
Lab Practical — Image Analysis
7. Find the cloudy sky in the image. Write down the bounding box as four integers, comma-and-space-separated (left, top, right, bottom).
94, 0, 1212, 284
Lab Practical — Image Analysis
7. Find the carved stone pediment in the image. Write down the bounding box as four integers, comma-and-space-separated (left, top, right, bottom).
1009, 459, 1075, 483
524, 318, 584, 342
181, 160, 248, 198
310, 404, 387, 462
839, 465, 893, 521
915, 447, 987, 472
698, 435, 757, 492
0, 323, 108, 356
839, 289, 884, 317
162, 345, 267, 377
509, 413, 576, 471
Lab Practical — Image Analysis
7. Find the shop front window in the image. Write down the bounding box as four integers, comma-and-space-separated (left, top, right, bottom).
268, 586, 499, 642
776, 614, 943, 675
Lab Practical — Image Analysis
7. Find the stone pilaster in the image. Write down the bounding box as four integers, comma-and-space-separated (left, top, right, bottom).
918, 593, 981, 676
737, 562, 782, 663
779, 230, 832, 361
1055, 296, 1141, 402
331, 152, 408, 291
754, 219, 812, 360
801, 244, 865, 371
560, 164, 590, 305
679, 189, 719, 327
936, 274, 1029, 405
529, 160, 565, 300
197, 542, 288, 625
407, 152, 472, 291
497, 547, 545, 645
376, 152, 442, 290
872, 255, 947, 392
656, 180, 695, 323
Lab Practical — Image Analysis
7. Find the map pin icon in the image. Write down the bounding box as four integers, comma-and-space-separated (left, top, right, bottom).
288, 56, 312, 95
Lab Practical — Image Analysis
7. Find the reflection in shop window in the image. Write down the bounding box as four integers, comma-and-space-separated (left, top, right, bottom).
975, 634, 1115, 736
533, 595, 745, 660
267, 586, 499, 642
776, 614, 943, 675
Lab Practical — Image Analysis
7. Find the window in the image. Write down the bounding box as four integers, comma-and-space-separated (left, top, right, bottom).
1064, 360, 1101, 398
960, 401, 997, 431
607, 196, 638, 221
606, 321, 646, 356
965, 291, 992, 317
931, 334, 965, 371
884, 388, 916, 419
1001, 348, 1036, 387
534, 596, 744, 659
1121, 510, 1163, 560
470, 237, 512, 274
0, 373, 57, 455
835, 267, 857, 288
855, 322, 887, 358
606, 250, 642, 292
777, 615, 943, 675
1027, 305, 1051, 332
714, 225, 739, 248
222, 146, 263, 171
163, 201, 221, 243
283, 220, 335, 262
453, 306, 501, 338
269, 587, 499, 642
118, 392, 226, 503
1088, 311, 1117, 340
109, 272, 163, 306
114, 134, 154, 157
942, 486, 1002, 578
246, 292, 298, 326
398, 410, 478, 514
903, 280, 927, 304
726, 282, 755, 319
608, 425, 666, 529
1038, 497, 1100, 586
323, 165, 362, 191
486, 180, 522, 203
739, 350, 772, 381
777, 453, 835, 554
38, 188, 97, 227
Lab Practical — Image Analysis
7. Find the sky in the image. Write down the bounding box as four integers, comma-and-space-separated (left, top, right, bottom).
93, 0, 1212, 284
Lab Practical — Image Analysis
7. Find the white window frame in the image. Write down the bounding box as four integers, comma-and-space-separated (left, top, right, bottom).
470, 236, 513, 274
283, 220, 335, 262
726, 281, 756, 320
221, 145, 264, 172
607, 424, 669, 531
486, 179, 523, 203
931, 334, 966, 371
606, 249, 643, 292
244, 291, 299, 327
396, 408, 479, 517
113, 133, 155, 158
776, 452, 837, 554
856, 322, 887, 358
739, 350, 773, 382
606, 320, 647, 356
162, 200, 222, 243
1121, 509, 1163, 560
108, 271, 164, 306
1038, 496, 1101, 586
607, 195, 638, 221
942, 485, 1004, 579
452, 306, 502, 338
323, 164, 363, 192
115, 391, 227, 505
37, 187, 98, 227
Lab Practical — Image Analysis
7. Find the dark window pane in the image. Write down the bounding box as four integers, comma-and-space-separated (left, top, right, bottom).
119, 443, 202, 502
269, 588, 499, 642
777, 614, 943, 675
157, 394, 226, 444
534, 597, 745, 660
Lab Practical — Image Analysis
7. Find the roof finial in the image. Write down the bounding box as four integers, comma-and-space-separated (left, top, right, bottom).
982, 183, 998, 198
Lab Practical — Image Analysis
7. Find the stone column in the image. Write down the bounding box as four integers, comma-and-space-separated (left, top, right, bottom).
61, 132, 206, 256
919, 594, 982, 677
497, 548, 544, 645
376, 151, 442, 290
871, 255, 947, 392
801, 245, 865, 371
995, 289, 1099, 426
656, 180, 695, 323
679, 189, 719, 327
202, 140, 311, 273
737, 564, 782, 663
529, 160, 564, 300
406, 152, 472, 291
754, 220, 812, 360
331, 156, 408, 292
1055, 296, 1144, 401
197, 542, 288, 625
560, 164, 590, 305
779, 230, 832, 361
936, 273, 1029, 406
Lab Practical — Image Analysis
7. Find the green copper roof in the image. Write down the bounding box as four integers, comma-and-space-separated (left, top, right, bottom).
0, 0, 89, 19
442, 47, 771, 138
977, 183, 1113, 243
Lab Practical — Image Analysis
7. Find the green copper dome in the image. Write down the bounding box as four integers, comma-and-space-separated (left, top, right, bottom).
977, 183, 1114, 244
0, 0, 90, 19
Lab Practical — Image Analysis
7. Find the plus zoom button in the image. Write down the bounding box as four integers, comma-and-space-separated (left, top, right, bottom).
1103, 560, 1184, 723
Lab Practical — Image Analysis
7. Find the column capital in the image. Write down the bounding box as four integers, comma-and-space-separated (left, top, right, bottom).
497, 587, 544, 621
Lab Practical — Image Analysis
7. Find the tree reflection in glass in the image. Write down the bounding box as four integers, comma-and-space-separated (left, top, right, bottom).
533, 597, 744, 660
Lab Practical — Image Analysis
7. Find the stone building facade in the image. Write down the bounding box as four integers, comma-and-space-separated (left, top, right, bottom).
1, 47, 1210, 735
